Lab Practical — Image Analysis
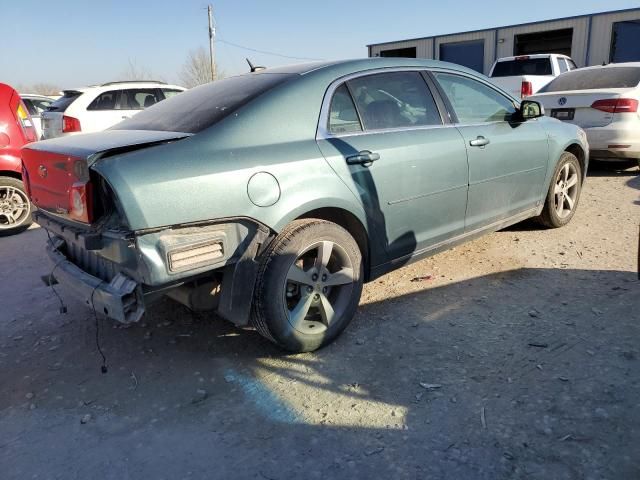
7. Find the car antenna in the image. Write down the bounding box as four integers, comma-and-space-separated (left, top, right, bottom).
246, 58, 266, 73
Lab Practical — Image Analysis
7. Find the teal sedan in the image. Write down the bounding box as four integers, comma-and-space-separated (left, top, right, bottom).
22, 58, 588, 352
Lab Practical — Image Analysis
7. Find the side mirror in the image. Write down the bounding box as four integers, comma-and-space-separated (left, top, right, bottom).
520, 100, 545, 120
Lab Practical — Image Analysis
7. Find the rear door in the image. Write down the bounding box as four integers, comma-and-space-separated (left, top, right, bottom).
316, 70, 469, 262
433, 71, 548, 231
82, 89, 125, 132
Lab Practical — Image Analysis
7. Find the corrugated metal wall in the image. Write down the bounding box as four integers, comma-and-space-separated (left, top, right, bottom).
368, 8, 640, 74
589, 10, 640, 65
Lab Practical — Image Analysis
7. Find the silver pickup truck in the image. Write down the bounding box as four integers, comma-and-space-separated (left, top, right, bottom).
489, 54, 577, 99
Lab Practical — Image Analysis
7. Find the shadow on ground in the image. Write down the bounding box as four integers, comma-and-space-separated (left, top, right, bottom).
1, 262, 638, 479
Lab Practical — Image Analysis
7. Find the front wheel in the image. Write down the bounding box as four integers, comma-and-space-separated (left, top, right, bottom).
536, 152, 582, 229
252, 219, 363, 352
0, 176, 33, 237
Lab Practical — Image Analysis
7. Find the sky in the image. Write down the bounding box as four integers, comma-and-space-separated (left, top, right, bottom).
2, 0, 639, 89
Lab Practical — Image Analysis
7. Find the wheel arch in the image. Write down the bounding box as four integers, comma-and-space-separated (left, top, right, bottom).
0, 170, 22, 180
295, 207, 372, 281
564, 143, 587, 178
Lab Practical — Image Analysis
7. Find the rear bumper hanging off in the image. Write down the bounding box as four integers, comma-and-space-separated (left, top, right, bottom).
46, 237, 144, 323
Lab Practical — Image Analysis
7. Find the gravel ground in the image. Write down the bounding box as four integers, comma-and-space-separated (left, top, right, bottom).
1, 164, 638, 480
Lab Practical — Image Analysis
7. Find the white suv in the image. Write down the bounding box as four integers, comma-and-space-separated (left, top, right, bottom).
41, 81, 185, 139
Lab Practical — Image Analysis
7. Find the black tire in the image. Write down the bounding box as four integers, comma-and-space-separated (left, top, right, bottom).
0, 176, 32, 237
252, 219, 363, 352
536, 152, 582, 229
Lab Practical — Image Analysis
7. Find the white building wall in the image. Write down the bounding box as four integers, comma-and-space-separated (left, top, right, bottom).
369, 39, 433, 59
368, 9, 640, 74
589, 10, 640, 65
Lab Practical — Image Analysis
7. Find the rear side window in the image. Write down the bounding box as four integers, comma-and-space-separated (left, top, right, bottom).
347, 71, 442, 130
47, 91, 81, 112
87, 90, 118, 111
491, 58, 553, 77
539, 67, 640, 92
119, 89, 163, 110
558, 59, 569, 74
113, 73, 294, 133
567, 59, 577, 70
328, 84, 362, 134
162, 89, 183, 99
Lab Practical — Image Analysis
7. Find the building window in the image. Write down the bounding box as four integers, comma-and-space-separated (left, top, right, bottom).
439, 40, 484, 73
514, 28, 573, 56
611, 20, 640, 63
379, 47, 417, 58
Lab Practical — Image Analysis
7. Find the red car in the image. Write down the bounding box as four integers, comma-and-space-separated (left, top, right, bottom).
0, 83, 37, 236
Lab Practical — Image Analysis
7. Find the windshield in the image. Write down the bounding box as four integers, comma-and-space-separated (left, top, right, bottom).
491, 58, 553, 77
112, 73, 295, 133
539, 66, 640, 92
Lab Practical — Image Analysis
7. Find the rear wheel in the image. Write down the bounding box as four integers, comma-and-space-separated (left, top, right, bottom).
0, 177, 32, 237
252, 219, 363, 352
536, 152, 582, 228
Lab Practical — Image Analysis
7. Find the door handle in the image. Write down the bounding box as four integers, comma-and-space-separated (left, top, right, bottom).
469, 136, 490, 147
346, 150, 380, 166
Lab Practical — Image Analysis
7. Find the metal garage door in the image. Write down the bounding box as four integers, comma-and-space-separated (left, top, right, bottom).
514, 28, 573, 56
439, 40, 484, 73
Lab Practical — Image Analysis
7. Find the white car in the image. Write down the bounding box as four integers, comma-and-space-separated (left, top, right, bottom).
529, 63, 640, 166
20, 94, 55, 139
41, 81, 185, 139
489, 54, 577, 99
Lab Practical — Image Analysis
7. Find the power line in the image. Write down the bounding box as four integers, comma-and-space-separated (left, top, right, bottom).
216, 38, 324, 61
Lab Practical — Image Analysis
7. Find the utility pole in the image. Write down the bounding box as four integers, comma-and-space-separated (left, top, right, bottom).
207, 4, 216, 81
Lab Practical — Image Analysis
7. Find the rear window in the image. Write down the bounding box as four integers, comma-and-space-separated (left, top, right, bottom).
491, 58, 552, 77
112, 73, 294, 133
539, 67, 640, 92
46, 91, 81, 112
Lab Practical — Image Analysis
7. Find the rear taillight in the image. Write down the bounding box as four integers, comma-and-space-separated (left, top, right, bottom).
69, 181, 93, 223
16, 102, 37, 142
62, 115, 82, 133
521, 81, 533, 98
591, 98, 639, 114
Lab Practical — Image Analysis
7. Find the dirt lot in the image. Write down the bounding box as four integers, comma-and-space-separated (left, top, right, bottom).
1, 165, 638, 480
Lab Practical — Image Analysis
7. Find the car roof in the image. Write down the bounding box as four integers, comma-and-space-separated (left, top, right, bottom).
64, 82, 186, 93
239, 57, 483, 79
495, 54, 571, 62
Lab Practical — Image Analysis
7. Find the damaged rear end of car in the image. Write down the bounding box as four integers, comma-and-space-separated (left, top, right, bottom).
22, 130, 271, 327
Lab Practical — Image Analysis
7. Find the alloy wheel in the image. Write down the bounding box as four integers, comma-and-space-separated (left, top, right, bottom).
553, 162, 579, 219
283, 240, 355, 334
0, 185, 31, 230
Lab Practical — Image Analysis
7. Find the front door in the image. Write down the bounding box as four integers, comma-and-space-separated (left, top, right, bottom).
433, 72, 549, 231
316, 71, 469, 264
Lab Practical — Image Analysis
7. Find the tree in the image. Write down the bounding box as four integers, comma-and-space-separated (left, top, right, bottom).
179, 47, 220, 88
26, 83, 61, 96
120, 58, 156, 81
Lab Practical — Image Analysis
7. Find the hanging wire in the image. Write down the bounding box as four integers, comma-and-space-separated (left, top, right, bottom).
216, 38, 324, 61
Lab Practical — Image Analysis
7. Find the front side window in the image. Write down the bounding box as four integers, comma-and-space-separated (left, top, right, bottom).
347, 71, 441, 131
434, 72, 516, 123
328, 84, 362, 134
87, 90, 118, 111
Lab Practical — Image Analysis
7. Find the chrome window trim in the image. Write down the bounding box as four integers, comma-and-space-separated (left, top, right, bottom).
316, 67, 451, 140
